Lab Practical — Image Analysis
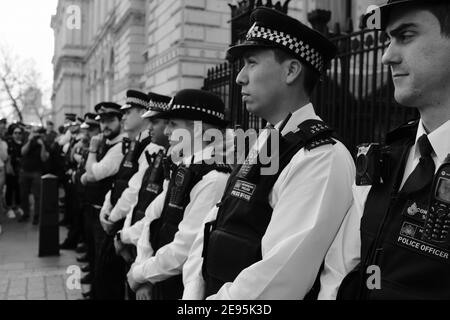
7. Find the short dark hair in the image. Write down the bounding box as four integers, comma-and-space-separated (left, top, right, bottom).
272, 48, 320, 97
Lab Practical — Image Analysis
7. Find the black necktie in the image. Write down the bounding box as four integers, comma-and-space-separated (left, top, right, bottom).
400, 134, 436, 195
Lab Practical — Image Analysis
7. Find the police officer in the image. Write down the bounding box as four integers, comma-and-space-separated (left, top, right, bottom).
182, 8, 355, 300
75, 113, 101, 299
60, 116, 83, 228
95, 90, 166, 300
60, 113, 97, 251
114, 92, 172, 256
99, 92, 171, 235
114, 92, 172, 300
80, 102, 126, 297
319, 0, 450, 300
126, 89, 232, 300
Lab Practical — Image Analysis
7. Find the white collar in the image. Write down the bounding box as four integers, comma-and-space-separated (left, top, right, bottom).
107, 133, 127, 145
274, 103, 321, 136
414, 119, 450, 164
179, 144, 216, 166
136, 129, 150, 142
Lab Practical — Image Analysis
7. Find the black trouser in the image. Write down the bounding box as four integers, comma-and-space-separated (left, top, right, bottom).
19, 170, 41, 220
94, 221, 127, 300
83, 205, 106, 298
125, 261, 136, 301
82, 203, 94, 266
63, 180, 76, 226
63, 190, 85, 246
5, 174, 20, 208
93, 207, 106, 298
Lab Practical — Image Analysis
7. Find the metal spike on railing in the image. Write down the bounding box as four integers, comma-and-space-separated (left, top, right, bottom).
282, 0, 291, 13
275, 2, 282, 11
346, 18, 354, 34
266, 0, 273, 9
334, 22, 341, 36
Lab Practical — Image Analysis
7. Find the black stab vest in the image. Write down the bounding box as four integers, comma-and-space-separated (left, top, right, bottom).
110, 136, 153, 206
130, 150, 166, 226
149, 161, 232, 300
74, 147, 89, 196
64, 136, 78, 170
338, 120, 450, 300
201, 120, 337, 298
84, 140, 120, 207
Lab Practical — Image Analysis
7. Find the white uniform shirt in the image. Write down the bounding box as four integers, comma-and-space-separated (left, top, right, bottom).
100, 135, 165, 222
129, 146, 230, 286
91, 134, 126, 181
318, 119, 450, 300
182, 104, 356, 300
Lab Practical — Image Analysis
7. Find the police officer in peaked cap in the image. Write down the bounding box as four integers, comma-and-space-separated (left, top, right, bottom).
319, 0, 450, 300
182, 7, 355, 300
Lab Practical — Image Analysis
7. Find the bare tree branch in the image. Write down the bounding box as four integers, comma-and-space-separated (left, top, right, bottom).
0, 45, 50, 124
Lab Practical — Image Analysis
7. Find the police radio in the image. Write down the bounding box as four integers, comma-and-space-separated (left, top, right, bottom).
422, 154, 450, 245
168, 164, 194, 210
356, 143, 383, 186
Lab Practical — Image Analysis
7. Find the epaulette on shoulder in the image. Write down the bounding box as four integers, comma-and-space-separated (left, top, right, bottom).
214, 163, 233, 174
386, 119, 419, 144
193, 162, 232, 174
305, 137, 336, 151
295, 120, 337, 151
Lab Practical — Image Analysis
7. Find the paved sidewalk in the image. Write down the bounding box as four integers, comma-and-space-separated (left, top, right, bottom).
0, 219, 83, 300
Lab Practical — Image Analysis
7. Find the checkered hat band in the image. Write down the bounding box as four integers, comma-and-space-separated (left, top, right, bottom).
247, 24, 325, 73
171, 104, 225, 120
149, 101, 170, 112
127, 97, 149, 109
99, 107, 121, 114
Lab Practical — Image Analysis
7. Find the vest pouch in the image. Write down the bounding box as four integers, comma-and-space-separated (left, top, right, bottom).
150, 218, 181, 251
131, 209, 146, 226
111, 180, 130, 205
205, 228, 261, 284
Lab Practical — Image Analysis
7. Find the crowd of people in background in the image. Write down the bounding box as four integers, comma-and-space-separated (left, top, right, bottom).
0, 118, 64, 234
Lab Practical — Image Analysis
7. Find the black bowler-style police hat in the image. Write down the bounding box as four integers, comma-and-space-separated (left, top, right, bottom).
363, 0, 447, 30
227, 7, 337, 75
81, 113, 100, 130
65, 113, 77, 122
121, 90, 150, 111
94, 102, 123, 121
142, 92, 172, 120
157, 89, 228, 128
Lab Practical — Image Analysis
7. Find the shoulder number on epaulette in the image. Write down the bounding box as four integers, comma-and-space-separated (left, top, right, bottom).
305, 137, 336, 151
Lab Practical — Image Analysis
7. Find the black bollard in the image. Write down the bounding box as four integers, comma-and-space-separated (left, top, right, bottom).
39, 174, 60, 257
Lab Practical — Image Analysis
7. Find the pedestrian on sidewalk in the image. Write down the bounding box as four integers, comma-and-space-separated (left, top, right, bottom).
18, 127, 50, 225
5, 124, 24, 219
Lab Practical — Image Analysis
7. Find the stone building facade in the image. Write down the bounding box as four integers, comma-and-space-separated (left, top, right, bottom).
51, 0, 376, 125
